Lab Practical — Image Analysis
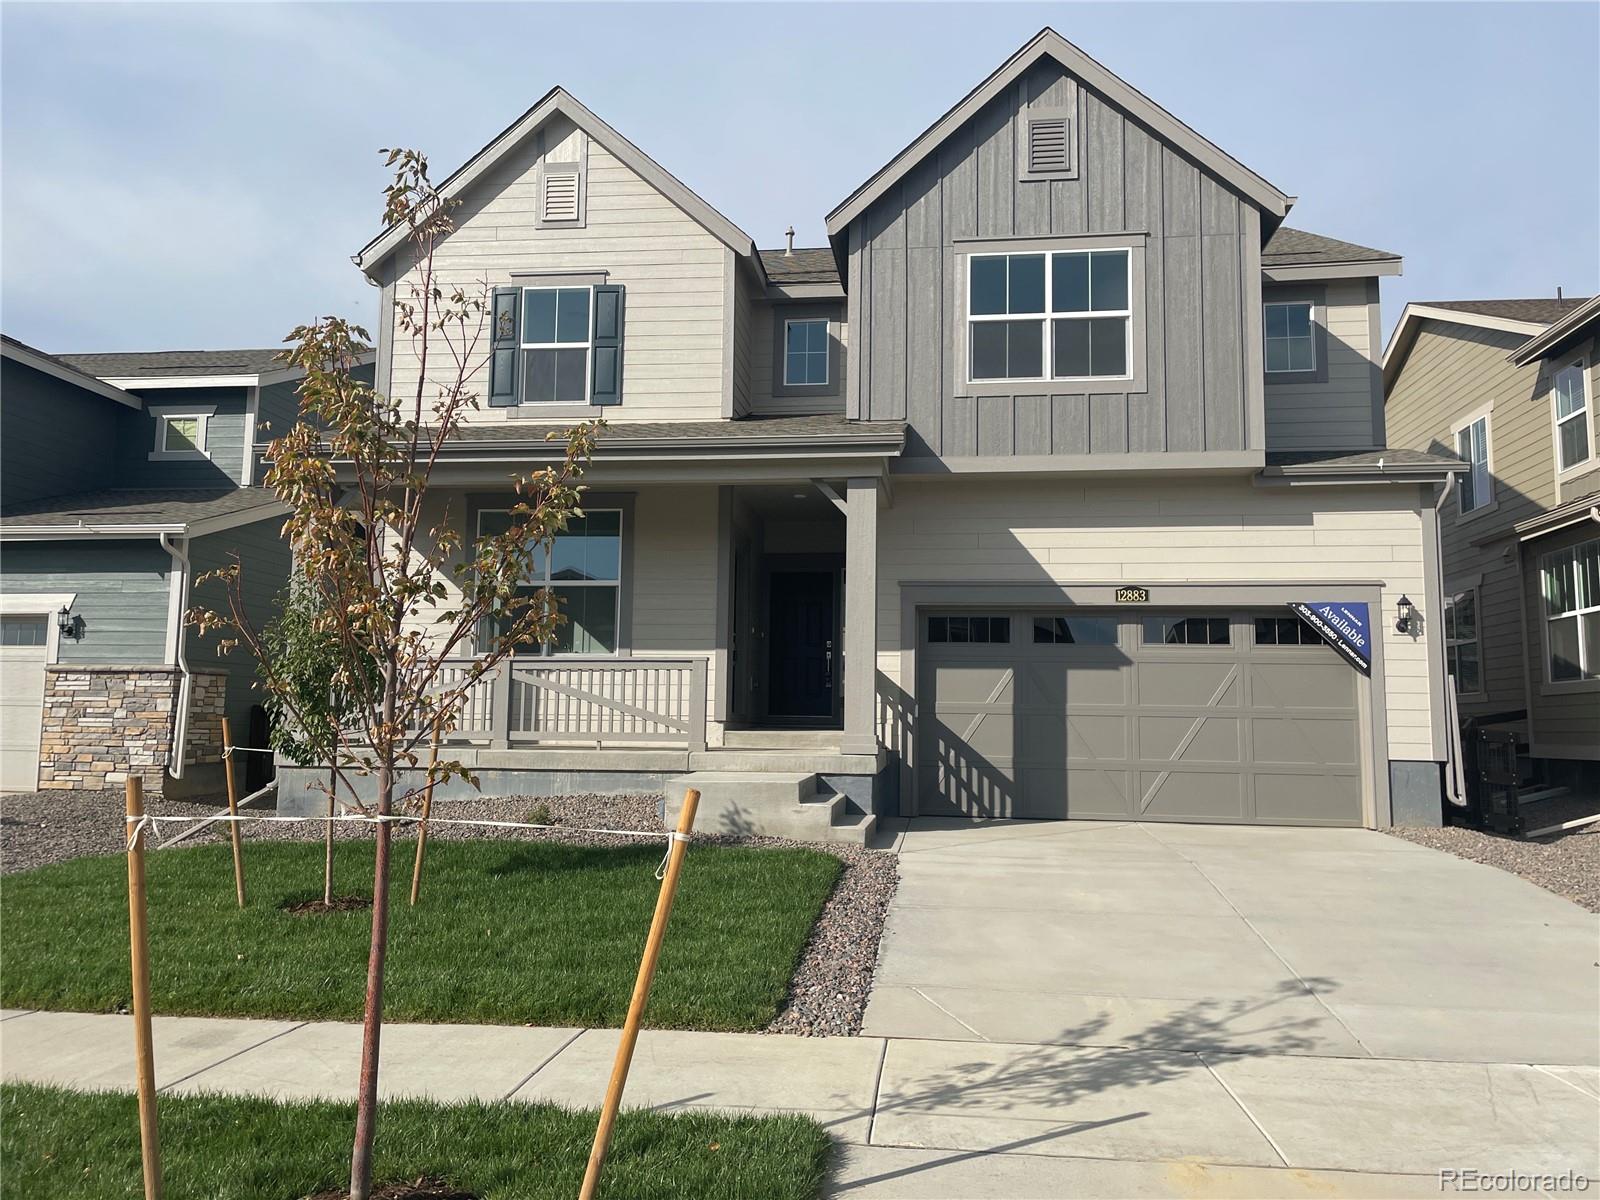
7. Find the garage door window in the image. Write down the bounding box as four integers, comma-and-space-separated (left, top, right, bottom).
928, 615, 1010, 644
0, 616, 48, 646
1253, 615, 1322, 646
1143, 615, 1229, 646
1033, 615, 1118, 645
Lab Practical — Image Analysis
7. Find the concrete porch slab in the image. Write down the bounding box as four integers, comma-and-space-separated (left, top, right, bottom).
870, 1037, 1281, 1165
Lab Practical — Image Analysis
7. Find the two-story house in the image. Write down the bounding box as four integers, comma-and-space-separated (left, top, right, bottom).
1385, 294, 1599, 794
289, 28, 1464, 837
0, 339, 314, 796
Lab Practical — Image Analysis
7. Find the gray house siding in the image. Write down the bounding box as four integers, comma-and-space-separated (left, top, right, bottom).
0, 540, 171, 665
1264, 278, 1383, 452
0, 359, 120, 506
187, 515, 290, 745
847, 58, 1257, 464
114, 386, 249, 488
1524, 520, 1600, 760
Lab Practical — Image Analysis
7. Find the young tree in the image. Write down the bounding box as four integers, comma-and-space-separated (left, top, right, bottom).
194, 149, 600, 1200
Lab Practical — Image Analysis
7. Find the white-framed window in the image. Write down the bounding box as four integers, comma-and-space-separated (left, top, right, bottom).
784, 319, 829, 386
1443, 588, 1482, 695
1553, 361, 1593, 474
1454, 414, 1493, 514
476, 507, 622, 655
1541, 538, 1600, 683
520, 286, 591, 404
1264, 302, 1316, 374
148, 406, 213, 461
967, 249, 1131, 383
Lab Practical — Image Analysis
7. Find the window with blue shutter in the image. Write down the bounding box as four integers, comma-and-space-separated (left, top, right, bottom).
590, 284, 625, 407
488, 287, 520, 406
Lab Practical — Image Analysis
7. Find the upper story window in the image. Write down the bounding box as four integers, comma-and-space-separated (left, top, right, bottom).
1541, 538, 1599, 683
1554, 361, 1592, 473
148, 405, 213, 461
476, 507, 623, 655
489, 282, 624, 409
1454, 414, 1493, 514
521, 287, 591, 404
967, 249, 1131, 383
1264, 302, 1315, 374
784, 319, 829, 386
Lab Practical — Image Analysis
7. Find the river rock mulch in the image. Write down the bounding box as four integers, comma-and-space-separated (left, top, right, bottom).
0, 788, 899, 1037
1386, 822, 1600, 913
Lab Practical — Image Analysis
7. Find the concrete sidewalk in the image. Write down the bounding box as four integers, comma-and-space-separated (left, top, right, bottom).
3, 1008, 1595, 1198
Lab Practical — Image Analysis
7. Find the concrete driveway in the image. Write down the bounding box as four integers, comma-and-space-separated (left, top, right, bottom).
864, 819, 1600, 1067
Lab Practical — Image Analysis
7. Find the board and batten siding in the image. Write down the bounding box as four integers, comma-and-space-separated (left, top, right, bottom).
187, 515, 290, 743
0, 359, 121, 507
1264, 278, 1382, 451
1385, 321, 1555, 720
872, 476, 1435, 764
383, 115, 731, 424
0, 541, 172, 665
847, 57, 1259, 462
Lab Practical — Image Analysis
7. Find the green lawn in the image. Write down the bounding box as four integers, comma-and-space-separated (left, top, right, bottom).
1, 1082, 831, 1200
0, 838, 841, 1029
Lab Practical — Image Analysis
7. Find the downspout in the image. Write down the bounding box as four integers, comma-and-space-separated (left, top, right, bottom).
159, 532, 194, 779
1432, 474, 1467, 807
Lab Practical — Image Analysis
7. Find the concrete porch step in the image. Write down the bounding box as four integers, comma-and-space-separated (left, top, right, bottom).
666, 772, 876, 846
688, 749, 881, 775
721, 729, 844, 751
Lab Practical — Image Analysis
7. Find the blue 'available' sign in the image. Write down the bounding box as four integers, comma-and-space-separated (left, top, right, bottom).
1290, 602, 1372, 674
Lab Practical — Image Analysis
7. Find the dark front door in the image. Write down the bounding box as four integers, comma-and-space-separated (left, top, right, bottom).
768, 571, 836, 718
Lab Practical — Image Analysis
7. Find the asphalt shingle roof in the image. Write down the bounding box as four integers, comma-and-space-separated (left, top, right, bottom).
759, 248, 840, 286
56, 349, 289, 380
1, 487, 282, 529
1419, 298, 1593, 326
1265, 448, 1467, 471
1262, 227, 1399, 266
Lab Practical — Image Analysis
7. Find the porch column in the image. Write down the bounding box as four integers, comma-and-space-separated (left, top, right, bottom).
841, 477, 880, 756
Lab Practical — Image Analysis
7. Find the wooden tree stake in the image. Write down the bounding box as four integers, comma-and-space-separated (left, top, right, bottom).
408, 720, 442, 907
220, 717, 246, 907
125, 776, 163, 1200
579, 787, 700, 1200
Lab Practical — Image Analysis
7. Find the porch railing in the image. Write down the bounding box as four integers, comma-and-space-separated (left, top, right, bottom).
427, 656, 708, 752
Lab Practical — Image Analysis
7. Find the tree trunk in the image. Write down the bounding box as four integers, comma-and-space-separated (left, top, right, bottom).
324, 766, 336, 908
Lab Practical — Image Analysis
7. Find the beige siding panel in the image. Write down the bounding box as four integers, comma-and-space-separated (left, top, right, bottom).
874, 477, 1435, 762
1264, 279, 1379, 452
386, 116, 728, 424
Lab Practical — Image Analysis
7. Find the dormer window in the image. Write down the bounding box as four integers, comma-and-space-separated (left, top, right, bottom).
148, 405, 213, 461
1264, 302, 1316, 374
784, 319, 830, 386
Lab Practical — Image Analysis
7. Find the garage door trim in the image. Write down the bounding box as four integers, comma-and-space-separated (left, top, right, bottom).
0, 591, 76, 794
897, 581, 1390, 828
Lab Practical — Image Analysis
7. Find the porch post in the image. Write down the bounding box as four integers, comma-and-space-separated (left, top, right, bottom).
841, 477, 880, 756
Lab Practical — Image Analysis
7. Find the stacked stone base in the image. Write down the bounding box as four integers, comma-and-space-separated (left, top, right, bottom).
39, 666, 226, 796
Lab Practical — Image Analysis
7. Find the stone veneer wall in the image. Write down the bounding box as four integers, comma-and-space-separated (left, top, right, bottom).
39, 666, 226, 794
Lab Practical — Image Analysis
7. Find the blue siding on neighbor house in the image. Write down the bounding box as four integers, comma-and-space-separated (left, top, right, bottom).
0, 359, 121, 506
0, 540, 172, 665
186, 515, 291, 743
114, 386, 249, 488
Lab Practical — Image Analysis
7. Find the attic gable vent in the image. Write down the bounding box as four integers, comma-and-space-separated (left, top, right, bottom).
1028, 118, 1068, 173
536, 161, 584, 228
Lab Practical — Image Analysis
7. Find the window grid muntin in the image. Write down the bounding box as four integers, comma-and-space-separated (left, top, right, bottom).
1443, 589, 1482, 694
475, 506, 622, 657
519, 286, 592, 404
783, 318, 830, 387
967, 249, 1133, 384
1253, 615, 1322, 646
1263, 302, 1316, 374
1541, 539, 1600, 682
1456, 416, 1492, 513
927, 615, 1011, 644
1142, 615, 1231, 646
1554, 362, 1592, 473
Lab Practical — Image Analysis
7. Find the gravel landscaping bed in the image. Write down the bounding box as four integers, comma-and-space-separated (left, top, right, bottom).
1386, 822, 1600, 913
0, 788, 899, 1036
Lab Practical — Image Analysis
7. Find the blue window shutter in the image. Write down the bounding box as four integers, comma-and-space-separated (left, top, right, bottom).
590, 284, 624, 407
488, 286, 520, 406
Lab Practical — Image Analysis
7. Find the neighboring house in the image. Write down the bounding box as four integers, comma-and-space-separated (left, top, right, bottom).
1385, 295, 1599, 791
294, 27, 1464, 837
0, 339, 307, 796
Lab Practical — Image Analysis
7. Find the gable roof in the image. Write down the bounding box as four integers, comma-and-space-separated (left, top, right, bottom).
1508, 294, 1600, 366
758, 248, 840, 286
354, 88, 758, 277
1, 335, 142, 410
1424, 298, 1591, 326
1380, 298, 1589, 393
825, 27, 1292, 238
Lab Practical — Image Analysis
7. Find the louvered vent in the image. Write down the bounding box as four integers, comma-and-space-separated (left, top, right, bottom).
1027, 118, 1070, 174
542, 171, 580, 223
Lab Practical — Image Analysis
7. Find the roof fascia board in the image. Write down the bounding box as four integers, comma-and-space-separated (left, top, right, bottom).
1508, 295, 1600, 365
825, 28, 1291, 237
2, 342, 142, 410
0, 524, 183, 540
767, 282, 847, 301
355, 90, 757, 274
1264, 259, 1402, 282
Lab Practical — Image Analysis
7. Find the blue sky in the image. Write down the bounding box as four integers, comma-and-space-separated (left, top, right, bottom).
2, 2, 1595, 354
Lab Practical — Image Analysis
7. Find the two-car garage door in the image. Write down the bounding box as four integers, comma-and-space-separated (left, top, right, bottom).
919, 609, 1365, 826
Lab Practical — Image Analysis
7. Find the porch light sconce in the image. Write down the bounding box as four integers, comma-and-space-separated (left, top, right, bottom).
1394, 595, 1414, 635
57, 605, 76, 640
